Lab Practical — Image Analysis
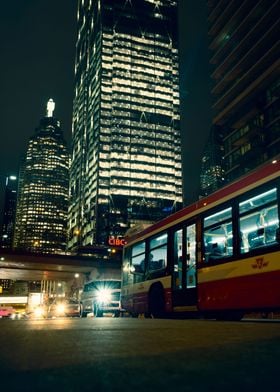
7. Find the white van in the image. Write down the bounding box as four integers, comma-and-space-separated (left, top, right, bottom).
80, 279, 121, 317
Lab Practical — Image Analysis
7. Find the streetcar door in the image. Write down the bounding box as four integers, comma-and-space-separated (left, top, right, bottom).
172, 223, 197, 306
185, 223, 197, 293
173, 228, 183, 290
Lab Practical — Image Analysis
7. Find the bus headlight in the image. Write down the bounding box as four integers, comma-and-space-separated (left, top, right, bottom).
96, 289, 111, 304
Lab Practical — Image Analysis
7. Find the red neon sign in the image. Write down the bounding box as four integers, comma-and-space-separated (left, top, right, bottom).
108, 236, 126, 247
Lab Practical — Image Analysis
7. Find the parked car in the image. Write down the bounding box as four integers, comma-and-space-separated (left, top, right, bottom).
10, 311, 27, 320
0, 306, 15, 318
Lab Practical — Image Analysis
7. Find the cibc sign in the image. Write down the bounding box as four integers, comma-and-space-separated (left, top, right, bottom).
108, 236, 126, 247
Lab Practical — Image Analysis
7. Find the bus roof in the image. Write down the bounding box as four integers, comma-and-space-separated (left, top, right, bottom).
84, 278, 121, 285
125, 159, 280, 245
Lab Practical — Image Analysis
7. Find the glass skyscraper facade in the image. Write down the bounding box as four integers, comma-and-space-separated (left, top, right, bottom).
207, 0, 280, 183
68, 0, 182, 250
13, 100, 69, 254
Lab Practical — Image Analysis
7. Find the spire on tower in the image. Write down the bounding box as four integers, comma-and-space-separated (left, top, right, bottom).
46, 98, 55, 117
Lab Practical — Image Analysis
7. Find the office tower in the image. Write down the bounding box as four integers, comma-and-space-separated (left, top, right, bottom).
200, 126, 225, 197
0, 279, 12, 294
0, 175, 17, 249
68, 0, 182, 250
208, 0, 280, 183
13, 99, 69, 254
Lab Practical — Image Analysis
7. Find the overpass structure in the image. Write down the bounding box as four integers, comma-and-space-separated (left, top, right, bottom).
0, 251, 122, 282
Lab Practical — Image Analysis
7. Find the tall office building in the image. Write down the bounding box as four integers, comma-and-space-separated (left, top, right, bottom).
0, 175, 18, 249
13, 99, 69, 254
200, 126, 225, 197
68, 0, 182, 250
208, 0, 280, 183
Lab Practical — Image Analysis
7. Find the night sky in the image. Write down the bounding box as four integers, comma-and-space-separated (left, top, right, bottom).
0, 0, 211, 209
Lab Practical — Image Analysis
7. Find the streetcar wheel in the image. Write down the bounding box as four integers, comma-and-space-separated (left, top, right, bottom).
148, 284, 165, 318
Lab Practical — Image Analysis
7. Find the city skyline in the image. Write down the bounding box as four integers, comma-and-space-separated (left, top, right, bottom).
0, 0, 279, 333
0, 0, 77, 178
0, 0, 211, 208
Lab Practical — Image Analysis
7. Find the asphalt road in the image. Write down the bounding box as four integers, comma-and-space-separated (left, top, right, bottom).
0, 317, 279, 391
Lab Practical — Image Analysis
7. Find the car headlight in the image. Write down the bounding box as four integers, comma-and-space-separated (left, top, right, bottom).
34, 307, 44, 318
55, 303, 66, 315
96, 289, 112, 304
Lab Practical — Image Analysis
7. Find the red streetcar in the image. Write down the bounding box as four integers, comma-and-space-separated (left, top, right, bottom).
121, 160, 280, 320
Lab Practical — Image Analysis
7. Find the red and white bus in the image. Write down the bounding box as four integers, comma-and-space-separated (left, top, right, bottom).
121, 160, 280, 320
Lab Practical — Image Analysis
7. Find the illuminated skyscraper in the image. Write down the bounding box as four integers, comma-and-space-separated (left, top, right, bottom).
13, 99, 69, 254
68, 0, 182, 249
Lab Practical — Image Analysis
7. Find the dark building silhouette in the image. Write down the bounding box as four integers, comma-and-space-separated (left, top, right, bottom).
68, 0, 182, 250
200, 125, 225, 197
207, 0, 280, 184
0, 175, 17, 249
13, 99, 69, 254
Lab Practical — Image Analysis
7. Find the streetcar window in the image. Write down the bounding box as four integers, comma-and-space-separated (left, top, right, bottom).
239, 188, 279, 253
173, 229, 183, 289
186, 224, 197, 288
132, 241, 145, 257
239, 188, 277, 214
203, 207, 233, 263
148, 232, 167, 272
131, 241, 146, 274
150, 233, 168, 249
204, 207, 232, 228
